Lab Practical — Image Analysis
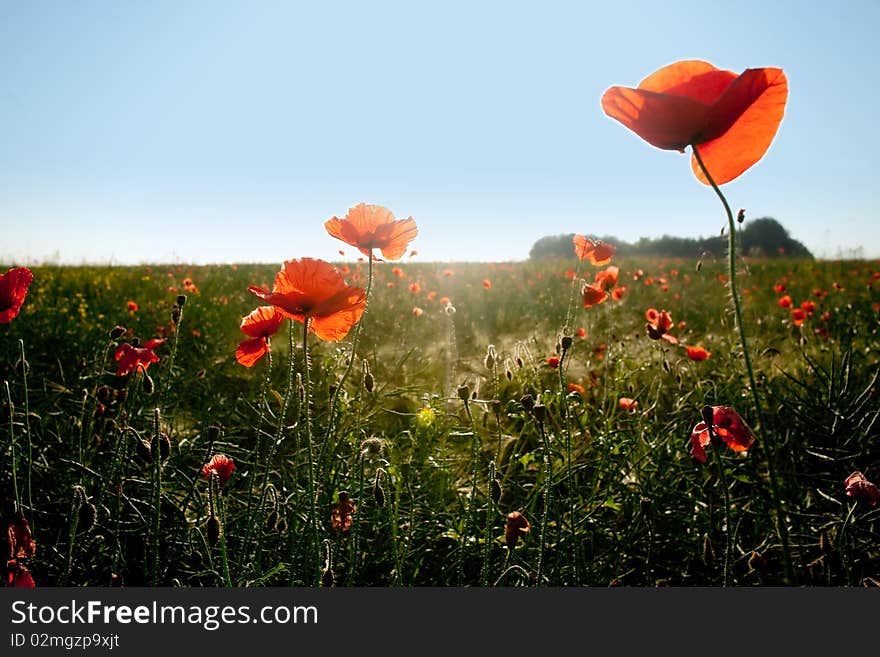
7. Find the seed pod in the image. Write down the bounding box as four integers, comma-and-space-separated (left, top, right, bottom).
207, 515, 222, 546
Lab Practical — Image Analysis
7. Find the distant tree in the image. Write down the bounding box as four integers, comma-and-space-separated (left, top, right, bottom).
528, 217, 812, 260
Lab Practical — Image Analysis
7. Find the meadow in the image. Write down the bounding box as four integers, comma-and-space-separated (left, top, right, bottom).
2, 247, 879, 587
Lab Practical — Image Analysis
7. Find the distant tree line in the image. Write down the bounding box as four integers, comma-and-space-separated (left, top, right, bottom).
529, 217, 813, 260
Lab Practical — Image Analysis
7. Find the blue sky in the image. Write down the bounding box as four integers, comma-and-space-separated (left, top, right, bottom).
1, 0, 878, 264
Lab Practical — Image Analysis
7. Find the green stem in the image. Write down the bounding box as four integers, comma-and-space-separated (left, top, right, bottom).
349, 452, 365, 585
535, 419, 552, 586
558, 345, 578, 583
302, 318, 320, 585
691, 144, 794, 584
837, 502, 857, 586
709, 441, 732, 587
19, 341, 34, 532
216, 479, 233, 587
461, 397, 482, 585
150, 408, 162, 586
4, 381, 20, 513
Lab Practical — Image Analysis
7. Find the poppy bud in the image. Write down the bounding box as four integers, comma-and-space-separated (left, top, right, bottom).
484, 345, 497, 370
373, 472, 386, 508
490, 478, 502, 505
152, 432, 171, 461
176, 294, 187, 307
561, 335, 573, 352
131, 337, 141, 348
96, 386, 112, 402
819, 529, 831, 555
321, 567, 335, 587
275, 516, 288, 533
748, 550, 766, 571
142, 374, 154, 395
662, 359, 670, 373
359, 437, 385, 458
171, 306, 181, 323
363, 370, 374, 393
491, 399, 503, 416
520, 394, 535, 411
531, 403, 547, 424
207, 515, 222, 545
457, 384, 470, 402
266, 511, 279, 532
737, 208, 745, 224
696, 259, 703, 272
78, 502, 97, 532
136, 437, 152, 463
109, 325, 126, 340
515, 356, 523, 368
506, 368, 513, 381
702, 534, 715, 565
505, 511, 530, 550
640, 497, 652, 520
206, 425, 221, 442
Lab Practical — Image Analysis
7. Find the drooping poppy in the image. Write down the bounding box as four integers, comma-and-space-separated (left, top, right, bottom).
248, 258, 366, 342
324, 203, 418, 260
573, 235, 615, 266
546, 356, 561, 368
330, 491, 357, 532
202, 454, 235, 486
690, 405, 756, 463
645, 308, 677, 344
235, 306, 285, 367
844, 471, 880, 506
778, 295, 793, 309
686, 345, 711, 361
601, 60, 788, 185
114, 338, 165, 376
582, 283, 609, 308
594, 265, 620, 291
7, 513, 36, 559
505, 511, 530, 550
0, 267, 34, 324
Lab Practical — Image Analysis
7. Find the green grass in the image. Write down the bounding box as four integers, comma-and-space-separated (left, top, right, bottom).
2, 255, 879, 586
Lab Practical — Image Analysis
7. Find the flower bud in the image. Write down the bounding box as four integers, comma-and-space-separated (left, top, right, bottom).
457, 384, 470, 402
207, 515, 222, 545
109, 325, 126, 340
176, 294, 188, 307
561, 335, 573, 352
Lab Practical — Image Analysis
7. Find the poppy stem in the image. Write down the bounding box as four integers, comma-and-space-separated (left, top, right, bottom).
302, 318, 320, 586
691, 144, 795, 585
837, 501, 857, 586
19, 341, 34, 534
557, 345, 578, 583
535, 418, 552, 586
4, 380, 20, 513
708, 435, 732, 587
149, 407, 162, 586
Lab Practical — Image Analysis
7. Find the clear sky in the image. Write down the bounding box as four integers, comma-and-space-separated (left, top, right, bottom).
2, 0, 878, 264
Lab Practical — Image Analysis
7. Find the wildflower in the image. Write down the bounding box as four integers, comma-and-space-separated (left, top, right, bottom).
690, 405, 756, 463
568, 383, 586, 397
611, 286, 627, 301
773, 283, 787, 294
248, 258, 366, 341
7, 513, 36, 559
114, 338, 165, 376
126, 300, 139, 312
483, 278, 492, 290
391, 267, 405, 279
415, 406, 436, 428
844, 471, 880, 506
619, 397, 639, 413
546, 356, 561, 368
582, 283, 609, 308
324, 203, 418, 260
6, 560, 35, 588
594, 265, 620, 291
412, 306, 424, 317
408, 282, 421, 294
791, 308, 806, 327
0, 267, 34, 324
202, 454, 235, 486
575, 327, 586, 338
442, 269, 454, 277
235, 306, 284, 367
685, 345, 711, 361
439, 296, 451, 305
505, 511, 530, 550
645, 308, 677, 344
601, 60, 788, 184
573, 235, 615, 266
777, 295, 792, 309
330, 492, 356, 532
800, 300, 816, 316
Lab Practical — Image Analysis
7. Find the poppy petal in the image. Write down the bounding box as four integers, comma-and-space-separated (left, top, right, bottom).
310, 305, 365, 341
601, 85, 711, 151
377, 218, 419, 260
690, 425, 709, 462
240, 306, 285, 338
637, 60, 737, 105
691, 67, 788, 185
573, 234, 595, 260
235, 337, 269, 367
0, 267, 34, 324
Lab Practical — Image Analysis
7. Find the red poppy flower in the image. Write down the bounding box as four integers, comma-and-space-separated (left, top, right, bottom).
0, 267, 34, 324
594, 265, 619, 291
573, 235, 615, 266
601, 60, 788, 185
324, 203, 418, 260
483, 278, 492, 290
575, 327, 587, 338
235, 306, 284, 367
546, 356, 561, 368
777, 295, 792, 309
412, 306, 424, 317
619, 397, 639, 413
773, 283, 786, 294
7, 514, 36, 559
114, 338, 165, 376
582, 283, 609, 308
248, 258, 366, 342
611, 286, 627, 301
126, 300, 138, 312
690, 406, 756, 463
408, 282, 421, 294
686, 345, 711, 361
844, 471, 880, 506
645, 308, 677, 343
202, 454, 235, 486
568, 383, 586, 397
505, 511, 530, 550
791, 308, 806, 327
330, 492, 357, 532
6, 560, 35, 588
800, 300, 816, 316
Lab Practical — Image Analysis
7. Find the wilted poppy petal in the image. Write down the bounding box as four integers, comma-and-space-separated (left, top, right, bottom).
236, 337, 269, 367
691, 67, 788, 185
601, 86, 711, 150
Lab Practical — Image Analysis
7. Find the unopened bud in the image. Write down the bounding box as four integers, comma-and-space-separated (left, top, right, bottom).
373, 471, 386, 508
152, 432, 171, 461
206, 425, 221, 442
142, 374, 155, 395
737, 208, 745, 224
266, 511, 279, 532
457, 384, 470, 402
171, 306, 181, 323
321, 568, 335, 587
490, 478, 502, 505
207, 515, 222, 545
136, 437, 152, 463
78, 502, 97, 532
532, 403, 547, 424
702, 534, 715, 565
520, 394, 535, 411
363, 370, 374, 393
109, 325, 126, 340
176, 294, 187, 307
561, 336, 573, 352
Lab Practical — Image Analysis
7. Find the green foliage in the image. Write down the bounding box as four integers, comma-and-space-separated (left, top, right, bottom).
1, 254, 878, 587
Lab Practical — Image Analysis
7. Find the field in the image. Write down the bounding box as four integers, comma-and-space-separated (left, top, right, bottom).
2, 251, 879, 587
